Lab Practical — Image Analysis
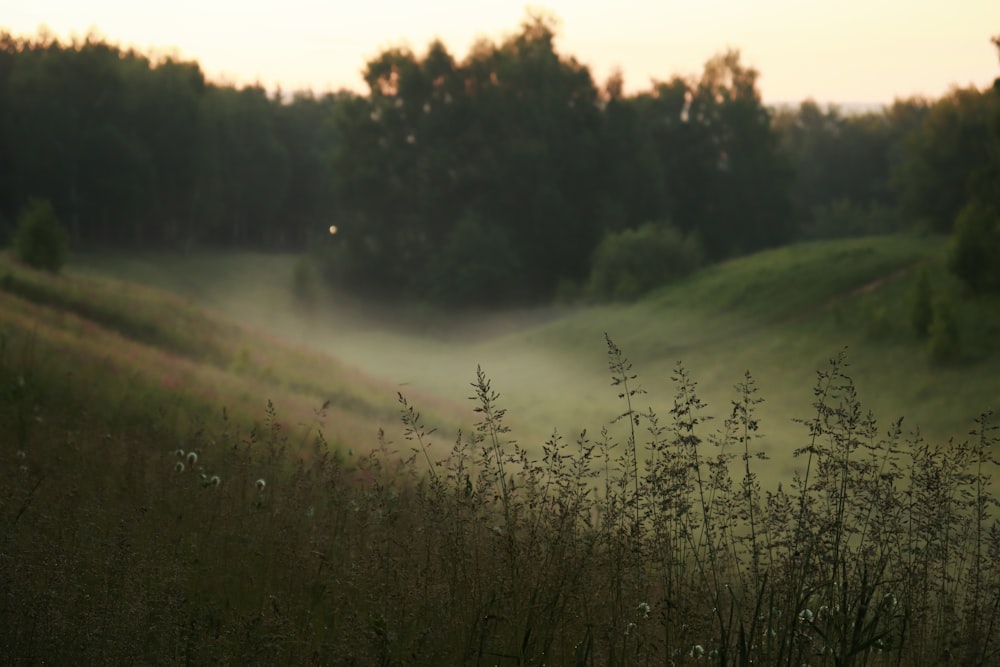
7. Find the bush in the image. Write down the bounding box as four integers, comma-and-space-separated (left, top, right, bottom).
947, 200, 1000, 294
424, 210, 522, 306
909, 268, 933, 337
12, 199, 68, 273
587, 222, 702, 300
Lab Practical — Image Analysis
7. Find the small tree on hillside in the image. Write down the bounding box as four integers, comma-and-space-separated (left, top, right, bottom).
13, 199, 69, 273
947, 200, 1000, 294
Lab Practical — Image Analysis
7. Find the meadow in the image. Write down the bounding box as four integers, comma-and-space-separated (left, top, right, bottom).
4, 234, 1000, 665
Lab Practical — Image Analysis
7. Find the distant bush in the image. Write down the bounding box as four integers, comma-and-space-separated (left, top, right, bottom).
13, 199, 68, 273
587, 222, 702, 300
928, 295, 961, 363
424, 210, 522, 306
909, 268, 933, 337
947, 200, 1000, 294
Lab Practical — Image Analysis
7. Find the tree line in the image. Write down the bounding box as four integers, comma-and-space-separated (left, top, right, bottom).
1, 17, 998, 303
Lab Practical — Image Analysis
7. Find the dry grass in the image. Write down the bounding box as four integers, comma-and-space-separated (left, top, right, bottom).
3, 319, 999, 665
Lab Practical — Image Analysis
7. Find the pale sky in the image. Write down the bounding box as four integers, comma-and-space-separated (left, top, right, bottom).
4, 0, 999, 104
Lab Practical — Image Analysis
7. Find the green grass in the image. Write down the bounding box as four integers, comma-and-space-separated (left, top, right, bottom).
5, 235, 1000, 664
73, 234, 1000, 483
0, 251, 467, 455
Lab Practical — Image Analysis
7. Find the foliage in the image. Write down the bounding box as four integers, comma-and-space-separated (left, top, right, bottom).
896, 87, 1000, 233
909, 267, 933, 337
947, 200, 1000, 294
12, 198, 68, 272
422, 209, 523, 305
586, 222, 702, 300
3, 327, 1000, 665
774, 99, 928, 238
0, 22, 997, 307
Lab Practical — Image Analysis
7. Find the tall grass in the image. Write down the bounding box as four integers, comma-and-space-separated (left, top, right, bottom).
3, 327, 998, 665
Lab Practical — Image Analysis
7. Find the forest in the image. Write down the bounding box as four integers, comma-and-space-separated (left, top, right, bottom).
1, 17, 999, 303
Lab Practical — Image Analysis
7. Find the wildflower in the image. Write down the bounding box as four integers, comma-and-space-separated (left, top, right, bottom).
691, 645, 705, 658
255, 478, 266, 492
800, 608, 814, 622
174, 461, 185, 473
637, 601, 651, 618
174, 448, 185, 458
186, 451, 198, 466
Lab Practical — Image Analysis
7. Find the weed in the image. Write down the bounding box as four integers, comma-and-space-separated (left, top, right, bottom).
1, 335, 998, 665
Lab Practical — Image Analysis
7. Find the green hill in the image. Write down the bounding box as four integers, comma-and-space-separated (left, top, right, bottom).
75, 234, 1000, 484
0, 251, 466, 459
7, 235, 1000, 664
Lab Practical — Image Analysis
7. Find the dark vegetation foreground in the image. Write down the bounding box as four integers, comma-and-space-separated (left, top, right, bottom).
3, 289, 1000, 664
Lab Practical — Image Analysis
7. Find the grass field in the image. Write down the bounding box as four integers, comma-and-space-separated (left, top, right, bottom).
75, 234, 1000, 481
7, 234, 1000, 664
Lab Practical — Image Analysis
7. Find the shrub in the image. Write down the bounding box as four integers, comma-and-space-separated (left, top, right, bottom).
909, 268, 933, 337
947, 200, 1000, 294
587, 222, 702, 300
424, 209, 522, 306
12, 199, 68, 273
928, 295, 961, 362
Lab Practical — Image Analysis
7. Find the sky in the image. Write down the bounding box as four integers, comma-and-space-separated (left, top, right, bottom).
5, 0, 1000, 105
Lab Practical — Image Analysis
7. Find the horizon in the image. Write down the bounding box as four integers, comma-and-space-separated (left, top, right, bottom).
5, 1, 1000, 105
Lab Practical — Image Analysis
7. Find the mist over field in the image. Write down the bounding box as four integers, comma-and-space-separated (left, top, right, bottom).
3, 14, 1000, 666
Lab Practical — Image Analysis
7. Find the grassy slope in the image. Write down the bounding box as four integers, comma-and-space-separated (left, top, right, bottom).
76, 235, 1000, 481
0, 252, 467, 459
